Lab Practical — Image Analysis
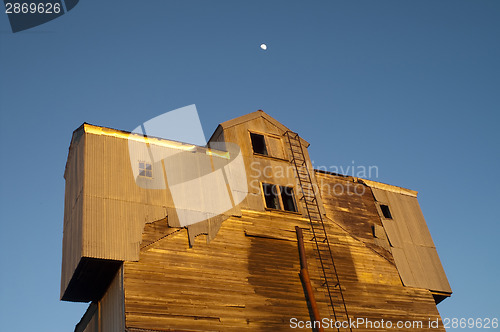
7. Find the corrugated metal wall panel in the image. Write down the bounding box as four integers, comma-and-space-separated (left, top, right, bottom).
78, 124, 246, 262
82, 196, 165, 260
61, 194, 83, 297
61, 132, 85, 298
75, 303, 98, 332
100, 266, 125, 332
82, 313, 97, 332
82, 130, 169, 262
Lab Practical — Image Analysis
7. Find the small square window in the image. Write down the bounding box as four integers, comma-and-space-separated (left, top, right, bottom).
139, 161, 153, 178
262, 183, 280, 209
280, 186, 297, 212
380, 204, 392, 219
250, 133, 268, 155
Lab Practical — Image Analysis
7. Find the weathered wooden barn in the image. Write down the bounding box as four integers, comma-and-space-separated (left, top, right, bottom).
61, 110, 451, 331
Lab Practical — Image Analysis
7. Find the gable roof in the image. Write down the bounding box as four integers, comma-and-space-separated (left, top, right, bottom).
210, 110, 310, 147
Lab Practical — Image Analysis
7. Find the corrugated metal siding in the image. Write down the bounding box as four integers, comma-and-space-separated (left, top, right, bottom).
100, 266, 125, 332
64, 122, 249, 280
82, 313, 97, 332
61, 132, 85, 298
75, 303, 98, 332
82, 131, 168, 261
371, 187, 452, 293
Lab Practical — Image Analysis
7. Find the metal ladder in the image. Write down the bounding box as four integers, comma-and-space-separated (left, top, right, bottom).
284, 131, 351, 331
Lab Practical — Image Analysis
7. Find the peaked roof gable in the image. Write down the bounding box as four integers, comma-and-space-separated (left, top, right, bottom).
213, 110, 310, 146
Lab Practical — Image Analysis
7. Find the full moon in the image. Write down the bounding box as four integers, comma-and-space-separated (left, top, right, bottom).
260, 43, 267, 50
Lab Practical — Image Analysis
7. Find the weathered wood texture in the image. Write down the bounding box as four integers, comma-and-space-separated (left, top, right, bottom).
124, 208, 445, 331
63, 111, 450, 331
209, 111, 325, 215
314, 172, 394, 263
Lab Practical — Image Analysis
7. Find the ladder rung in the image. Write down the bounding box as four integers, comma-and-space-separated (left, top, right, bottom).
304, 200, 320, 207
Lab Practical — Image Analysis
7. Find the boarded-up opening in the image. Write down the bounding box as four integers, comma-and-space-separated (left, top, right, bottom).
266, 136, 285, 159
250, 133, 268, 155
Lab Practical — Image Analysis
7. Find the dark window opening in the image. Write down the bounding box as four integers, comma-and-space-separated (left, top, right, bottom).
262, 183, 280, 209
281, 186, 297, 212
380, 204, 392, 219
139, 161, 153, 178
250, 133, 268, 155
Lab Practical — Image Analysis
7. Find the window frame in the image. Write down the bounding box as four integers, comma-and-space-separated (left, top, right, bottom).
249, 132, 268, 156
261, 183, 281, 210
280, 185, 298, 212
248, 130, 286, 160
138, 161, 153, 179
260, 182, 299, 213
376, 202, 393, 220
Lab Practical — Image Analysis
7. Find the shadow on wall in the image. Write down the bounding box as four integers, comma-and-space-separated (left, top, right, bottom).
247, 235, 310, 330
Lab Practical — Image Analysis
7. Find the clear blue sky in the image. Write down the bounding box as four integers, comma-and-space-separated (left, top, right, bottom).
0, 1, 498, 331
